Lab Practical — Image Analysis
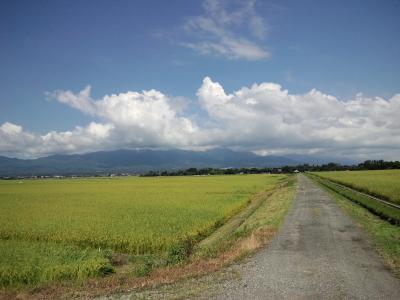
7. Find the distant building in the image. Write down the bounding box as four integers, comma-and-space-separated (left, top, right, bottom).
294, 170, 300, 173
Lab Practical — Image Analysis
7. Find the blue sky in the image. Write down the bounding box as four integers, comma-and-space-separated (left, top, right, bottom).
0, 0, 399, 160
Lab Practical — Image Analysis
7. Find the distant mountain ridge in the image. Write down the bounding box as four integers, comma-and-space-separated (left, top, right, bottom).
0, 148, 351, 176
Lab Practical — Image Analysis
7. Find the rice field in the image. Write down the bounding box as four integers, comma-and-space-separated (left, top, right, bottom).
0, 240, 112, 287
312, 170, 400, 204
0, 174, 285, 287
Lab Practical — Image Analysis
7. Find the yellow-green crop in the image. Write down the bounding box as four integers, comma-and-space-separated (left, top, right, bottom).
0, 240, 112, 287
0, 174, 285, 287
312, 170, 400, 204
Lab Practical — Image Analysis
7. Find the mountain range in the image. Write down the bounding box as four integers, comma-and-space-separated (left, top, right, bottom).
0, 148, 353, 176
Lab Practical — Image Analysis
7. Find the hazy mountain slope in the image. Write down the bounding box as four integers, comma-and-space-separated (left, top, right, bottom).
0, 148, 301, 176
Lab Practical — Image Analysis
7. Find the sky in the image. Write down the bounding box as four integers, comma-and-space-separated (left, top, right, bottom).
0, 0, 399, 160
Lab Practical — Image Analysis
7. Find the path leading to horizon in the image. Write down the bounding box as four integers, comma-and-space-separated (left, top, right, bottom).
205, 174, 400, 299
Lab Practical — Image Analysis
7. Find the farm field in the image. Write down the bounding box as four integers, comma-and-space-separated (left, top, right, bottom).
311, 170, 400, 204
0, 174, 286, 287
0, 240, 112, 287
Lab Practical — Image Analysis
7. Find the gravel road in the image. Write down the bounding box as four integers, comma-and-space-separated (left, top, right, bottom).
205, 174, 400, 299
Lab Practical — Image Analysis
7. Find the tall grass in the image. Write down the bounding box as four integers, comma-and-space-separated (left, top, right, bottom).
0, 240, 112, 287
311, 170, 400, 204
309, 174, 400, 225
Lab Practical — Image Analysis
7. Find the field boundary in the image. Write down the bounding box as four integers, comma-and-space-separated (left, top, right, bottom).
307, 173, 400, 225
196, 185, 280, 254
309, 173, 400, 210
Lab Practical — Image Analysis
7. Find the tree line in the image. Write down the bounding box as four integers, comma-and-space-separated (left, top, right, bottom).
141, 160, 400, 176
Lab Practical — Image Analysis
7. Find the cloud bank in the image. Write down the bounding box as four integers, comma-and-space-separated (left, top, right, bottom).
1, 77, 400, 160
181, 0, 270, 60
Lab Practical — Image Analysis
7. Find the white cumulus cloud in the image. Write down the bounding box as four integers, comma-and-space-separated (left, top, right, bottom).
0, 121, 114, 158
1, 77, 400, 160
196, 77, 400, 160
45, 86, 200, 152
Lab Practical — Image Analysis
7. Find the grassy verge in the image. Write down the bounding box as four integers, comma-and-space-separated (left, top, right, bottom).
194, 187, 278, 257
236, 176, 296, 235
310, 170, 400, 204
308, 174, 400, 225
308, 175, 400, 276
194, 175, 297, 259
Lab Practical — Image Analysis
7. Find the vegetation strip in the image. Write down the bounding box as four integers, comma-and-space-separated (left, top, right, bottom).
196, 186, 279, 255
310, 178, 400, 276
307, 174, 400, 225
310, 169, 400, 204
311, 174, 400, 210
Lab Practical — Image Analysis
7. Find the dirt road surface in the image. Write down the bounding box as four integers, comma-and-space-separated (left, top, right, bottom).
205, 174, 400, 299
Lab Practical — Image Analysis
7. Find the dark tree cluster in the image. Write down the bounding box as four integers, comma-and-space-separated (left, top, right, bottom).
141, 160, 400, 177
357, 160, 400, 170
141, 167, 284, 177
301, 160, 400, 172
